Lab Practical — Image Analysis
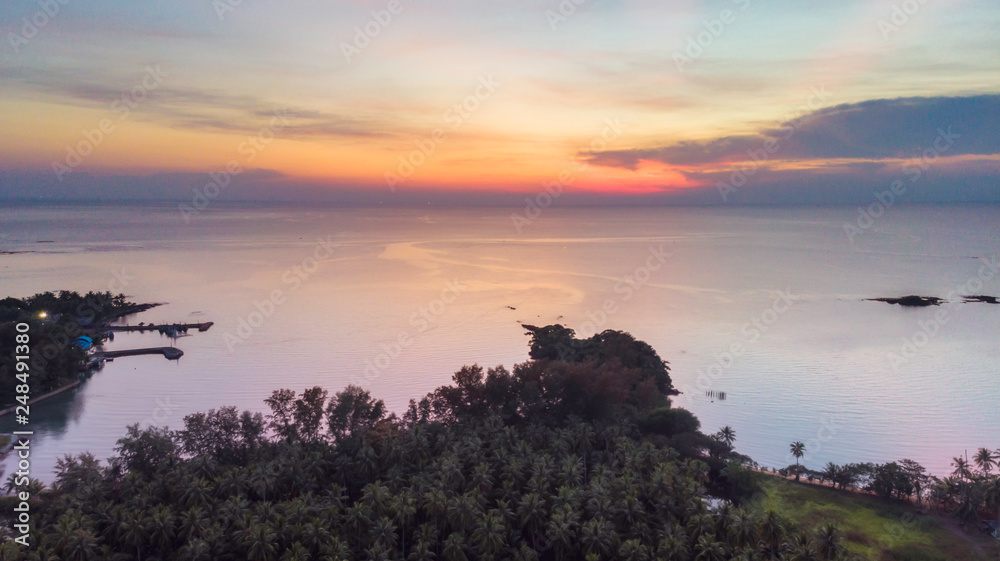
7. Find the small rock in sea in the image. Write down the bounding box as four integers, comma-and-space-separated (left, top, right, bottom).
962, 295, 1000, 304
867, 295, 944, 307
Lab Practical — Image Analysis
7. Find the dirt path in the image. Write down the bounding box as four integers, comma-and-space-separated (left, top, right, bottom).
938, 516, 998, 560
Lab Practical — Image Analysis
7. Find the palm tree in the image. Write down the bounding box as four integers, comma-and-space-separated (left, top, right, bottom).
953, 482, 984, 525
178, 507, 208, 542
716, 426, 736, 448
813, 523, 844, 560
242, 523, 278, 561
759, 510, 786, 556
686, 513, 715, 542
408, 540, 437, 561
344, 504, 371, 543
98, 505, 125, 545
952, 456, 972, 482
441, 533, 467, 561
618, 538, 651, 561
146, 504, 175, 553
975, 448, 996, 476
447, 492, 481, 533
788, 541, 821, 561
328, 536, 352, 561
371, 516, 399, 551
789, 442, 806, 481
491, 498, 516, 529
820, 463, 839, 489
693, 534, 726, 561
286, 542, 313, 561
580, 517, 616, 558
48, 511, 83, 555
362, 481, 393, 519
424, 487, 448, 526
471, 511, 506, 559
392, 494, 417, 552
546, 506, 579, 561
517, 493, 548, 536
60, 529, 99, 561
364, 543, 393, 561
177, 538, 211, 561
300, 519, 332, 556
118, 511, 150, 561
657, 534, 688, 561
727, 509, 757, 550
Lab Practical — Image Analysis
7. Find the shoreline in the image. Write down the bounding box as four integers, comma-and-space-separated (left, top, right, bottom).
0, 380, 81, 418
101, 302, 164, 323
0, 300, 203, 417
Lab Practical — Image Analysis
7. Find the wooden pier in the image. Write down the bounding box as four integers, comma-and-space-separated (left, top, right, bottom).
94, 347, 184, 360
93, 321, 214, 334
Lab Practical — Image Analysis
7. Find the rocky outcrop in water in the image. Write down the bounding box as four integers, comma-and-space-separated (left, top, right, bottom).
867, 295, 944, 307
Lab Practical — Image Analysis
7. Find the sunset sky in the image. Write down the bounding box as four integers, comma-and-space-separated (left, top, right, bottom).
1, 0, 998, 204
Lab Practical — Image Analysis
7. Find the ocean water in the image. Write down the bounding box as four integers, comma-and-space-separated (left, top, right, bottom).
1, 203, 997, 481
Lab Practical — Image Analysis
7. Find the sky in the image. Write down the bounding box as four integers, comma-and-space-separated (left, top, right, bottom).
1, 0, 998, 205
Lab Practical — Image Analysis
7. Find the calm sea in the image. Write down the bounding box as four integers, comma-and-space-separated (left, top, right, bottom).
1, 203, 998, 481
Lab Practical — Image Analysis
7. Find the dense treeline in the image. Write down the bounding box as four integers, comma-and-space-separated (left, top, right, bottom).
0, 291, 132, 325
0, 326, 868, 561
4, 406, 848, 561
777, 454, 1000, 528
4, 325, 994, 559
0, 291, 136, 406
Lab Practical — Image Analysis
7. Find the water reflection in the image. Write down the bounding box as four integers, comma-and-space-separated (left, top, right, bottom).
0, 204, 997, 481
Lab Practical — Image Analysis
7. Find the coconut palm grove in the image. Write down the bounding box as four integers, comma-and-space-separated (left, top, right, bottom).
2, 323, 998, 560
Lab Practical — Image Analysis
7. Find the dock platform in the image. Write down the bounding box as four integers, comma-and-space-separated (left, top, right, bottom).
94, 347, 184, 360
98, 321, 214, 333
